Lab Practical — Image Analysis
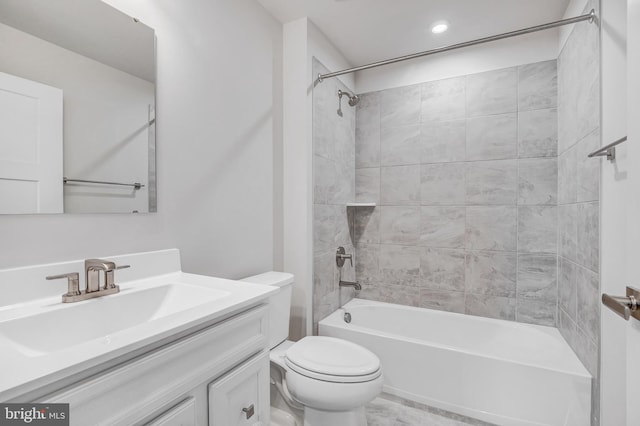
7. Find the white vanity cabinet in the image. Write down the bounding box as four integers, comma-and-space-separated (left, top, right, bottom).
40, 304, 270, 426
208, 350, 270, 425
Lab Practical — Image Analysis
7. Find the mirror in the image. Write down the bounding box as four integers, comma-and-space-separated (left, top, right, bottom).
0, 0, 156, 214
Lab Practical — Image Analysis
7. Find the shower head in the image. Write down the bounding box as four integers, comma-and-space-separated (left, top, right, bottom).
337, 89, 359, 117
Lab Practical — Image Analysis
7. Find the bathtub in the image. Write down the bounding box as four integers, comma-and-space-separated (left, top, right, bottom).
318, 299, 591, 426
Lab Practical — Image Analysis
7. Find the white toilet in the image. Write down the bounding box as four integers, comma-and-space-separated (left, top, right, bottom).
241, 272, 383, 426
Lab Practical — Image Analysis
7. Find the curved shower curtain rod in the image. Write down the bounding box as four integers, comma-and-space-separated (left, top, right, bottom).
316, 9, 596, 83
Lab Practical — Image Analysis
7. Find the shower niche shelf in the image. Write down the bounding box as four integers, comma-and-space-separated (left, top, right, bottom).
346, 202, 376, 207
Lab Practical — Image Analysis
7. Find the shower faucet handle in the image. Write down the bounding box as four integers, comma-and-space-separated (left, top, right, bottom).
336, 246, 353, 267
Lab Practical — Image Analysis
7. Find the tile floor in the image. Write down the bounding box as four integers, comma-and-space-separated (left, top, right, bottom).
365, 396, 495, 426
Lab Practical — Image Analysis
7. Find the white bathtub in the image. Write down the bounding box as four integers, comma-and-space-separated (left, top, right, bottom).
318, 299, 591, 426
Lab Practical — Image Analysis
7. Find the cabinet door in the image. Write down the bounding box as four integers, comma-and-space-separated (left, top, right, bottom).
208, 351, 269, 426
146, 398, 196, 426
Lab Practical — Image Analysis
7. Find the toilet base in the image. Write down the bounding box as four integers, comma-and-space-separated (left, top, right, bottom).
303, 406, 366, 426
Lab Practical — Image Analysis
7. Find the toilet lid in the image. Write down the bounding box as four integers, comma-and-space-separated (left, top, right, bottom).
285, 336, 381, 382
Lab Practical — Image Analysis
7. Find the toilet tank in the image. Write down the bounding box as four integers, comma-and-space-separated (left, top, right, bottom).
240, 271, 294, 349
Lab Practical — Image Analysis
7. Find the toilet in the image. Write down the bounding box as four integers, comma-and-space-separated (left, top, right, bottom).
241, 272, 383, 426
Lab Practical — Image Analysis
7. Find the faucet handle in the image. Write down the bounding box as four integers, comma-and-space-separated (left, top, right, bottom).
103, 264, 130, 290
46, 272, 81, 298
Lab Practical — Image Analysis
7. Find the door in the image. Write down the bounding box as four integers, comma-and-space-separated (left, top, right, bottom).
0, 71, 63, 213
625, 0, 640, 419
601, 0, 640, 424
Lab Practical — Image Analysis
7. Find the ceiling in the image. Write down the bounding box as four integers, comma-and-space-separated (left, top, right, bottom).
257, 0, 571, 66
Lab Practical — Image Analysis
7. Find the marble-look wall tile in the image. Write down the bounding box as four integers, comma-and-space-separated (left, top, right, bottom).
577, 202, 599, 272
329, 161, 355, 204
557, 6, 600, 421
421, 119, 466, 164
518, 108, 558, 158
313, 204, 335, 253
378, 284, 421, 307
421, 76, 466, 122
559, 204, 578, 262
313, 250, 335, 301
558, 145, 577, 204
420, 248, 466, 291
466, 67, 517, 117
517, 254, 557, 302
576, 129, 601, 203
381, 165, 420, 205
379, 206, 420, 245
559, 258, 578, 320
421, 163, 465, 205
465, 251, 517, 297
577, 266, 600, 343
517, 206, 558, 253
356, 168, 380, 203
558, 308, 578, 348
313, 155, 334, 204
419, 289, 465, 313
351, 60, 562, 329
355, 93, 380, 169
518, 158, 558, 205
574, 327, 598, 377
379, 244, 421, 286
380, 125, 421, 166
465, 160, 517, 205
354, 207, 380, 245
381, 85, 421, 128
420, 206, 465, 248
466, 113, 517, 161
517, 299, 556, 326
518, 60, 557, 111
466, 206, 517, 251
355, 244, 379, 285
465, 294, 516, 320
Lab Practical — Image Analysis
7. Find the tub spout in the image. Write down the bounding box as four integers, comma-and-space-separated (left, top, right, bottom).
339, 280, 361, 291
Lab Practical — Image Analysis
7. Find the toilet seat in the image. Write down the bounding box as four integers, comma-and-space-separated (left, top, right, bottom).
284, 336, 381, 383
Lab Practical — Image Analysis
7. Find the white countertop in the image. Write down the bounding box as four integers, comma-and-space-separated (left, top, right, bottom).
0, 250, 277, 401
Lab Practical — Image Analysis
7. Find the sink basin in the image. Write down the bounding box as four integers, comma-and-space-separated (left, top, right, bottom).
0, 283, 230, 356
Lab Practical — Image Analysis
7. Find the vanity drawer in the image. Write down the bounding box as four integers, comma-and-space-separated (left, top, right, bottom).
208, 350, 269, 426
43, 305, 268, 426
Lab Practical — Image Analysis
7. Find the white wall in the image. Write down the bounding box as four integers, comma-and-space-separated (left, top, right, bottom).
0, 0, 282, 281
600, 0, 627, 424
355, 31, 558, 94
0, 22, 153, 214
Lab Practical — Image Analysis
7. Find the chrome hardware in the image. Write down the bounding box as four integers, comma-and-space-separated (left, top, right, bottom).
46, 272, 81, 301
242, 404, 255, 419
602, 286, 640, 321
336, 246, 353, 267
339, 280, 361, 291
316, 10, 596, 83
587, 136, 627, 162
63, 177, 144, 190
344, 312, 352, 323
47, 259, 129, 303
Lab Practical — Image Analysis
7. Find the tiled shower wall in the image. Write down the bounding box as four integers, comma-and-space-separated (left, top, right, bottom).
557, 0, 601, 423
312, 58, 356, 330
353, 60, 559, 326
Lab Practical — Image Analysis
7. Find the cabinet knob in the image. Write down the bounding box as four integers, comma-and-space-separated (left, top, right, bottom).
242, 404, 255, 419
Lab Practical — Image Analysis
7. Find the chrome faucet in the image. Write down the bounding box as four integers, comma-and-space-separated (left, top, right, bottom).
46, 258, 129, 303
339, 280, 362, 291
85, 259, 116, 293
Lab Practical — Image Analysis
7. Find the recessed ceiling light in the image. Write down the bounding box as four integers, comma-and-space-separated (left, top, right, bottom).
431, 21, 449, 34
